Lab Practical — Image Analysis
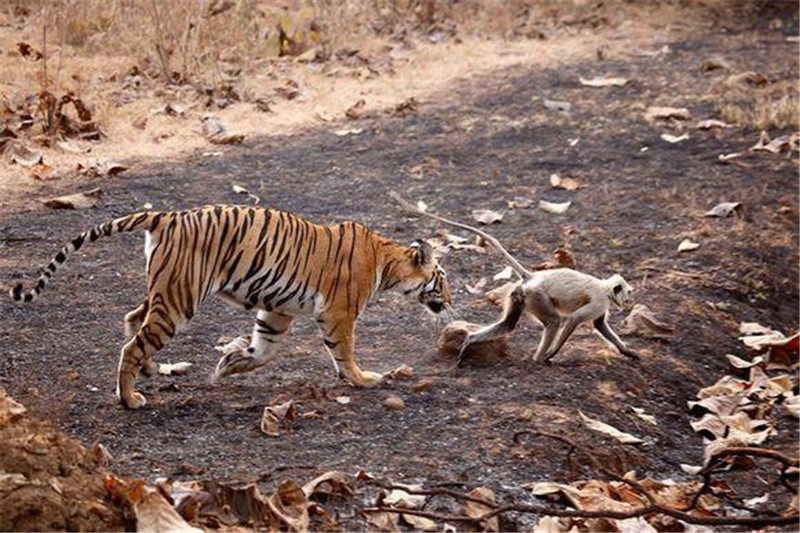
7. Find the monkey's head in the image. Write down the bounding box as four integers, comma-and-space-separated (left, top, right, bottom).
607, 274, 634, 309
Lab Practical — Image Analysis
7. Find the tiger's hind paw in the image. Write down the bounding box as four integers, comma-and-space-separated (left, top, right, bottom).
214, 349, 263, 380
214, 335, 251, 356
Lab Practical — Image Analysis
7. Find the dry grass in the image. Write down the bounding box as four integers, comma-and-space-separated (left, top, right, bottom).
2, 0, 665, 89
718, 92, 799, 130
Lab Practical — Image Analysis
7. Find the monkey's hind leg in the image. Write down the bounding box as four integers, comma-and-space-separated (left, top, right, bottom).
456, 284, 525, 367
542, 306, 597, 363
529, 289, 562, 363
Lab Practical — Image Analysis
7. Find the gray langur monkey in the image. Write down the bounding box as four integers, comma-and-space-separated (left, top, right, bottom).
390, 192, 640, 365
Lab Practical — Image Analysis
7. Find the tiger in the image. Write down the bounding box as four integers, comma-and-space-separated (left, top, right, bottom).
10, 205, 452, 409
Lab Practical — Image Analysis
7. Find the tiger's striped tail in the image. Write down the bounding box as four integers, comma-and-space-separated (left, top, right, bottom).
10, 212, 158, 303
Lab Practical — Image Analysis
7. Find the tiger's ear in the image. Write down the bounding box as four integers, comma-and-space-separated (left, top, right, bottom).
410, 240, 434, 266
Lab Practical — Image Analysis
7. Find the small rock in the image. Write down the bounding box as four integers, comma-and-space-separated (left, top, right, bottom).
90, 443, 113, 466
173, 462, 206, 476
412, 377, 437, 393
132, 115, 148, 130
384, 395, 405, 411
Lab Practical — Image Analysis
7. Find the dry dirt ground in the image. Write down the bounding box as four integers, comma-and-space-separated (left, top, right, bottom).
1, 5, 798, 532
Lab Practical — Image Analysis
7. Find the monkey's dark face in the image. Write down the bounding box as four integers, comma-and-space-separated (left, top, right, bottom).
609, 275, 633, 309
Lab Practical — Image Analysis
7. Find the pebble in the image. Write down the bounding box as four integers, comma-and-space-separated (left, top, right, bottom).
384, 395, 405, 411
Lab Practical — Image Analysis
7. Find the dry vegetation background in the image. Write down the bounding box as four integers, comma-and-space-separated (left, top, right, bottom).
2, 0, 796, 192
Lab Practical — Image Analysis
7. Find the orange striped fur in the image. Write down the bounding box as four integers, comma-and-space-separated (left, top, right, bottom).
11, 205, 452, 408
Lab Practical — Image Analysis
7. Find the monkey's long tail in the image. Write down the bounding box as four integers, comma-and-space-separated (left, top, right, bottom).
10, 212, 158, 303
390, 191, 533, 279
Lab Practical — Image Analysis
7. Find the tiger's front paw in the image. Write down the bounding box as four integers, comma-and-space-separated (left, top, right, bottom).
356, 370, 385, 388
119, 390, 147, 409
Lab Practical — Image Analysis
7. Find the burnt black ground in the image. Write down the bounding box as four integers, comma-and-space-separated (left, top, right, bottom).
1, 11, 798, 530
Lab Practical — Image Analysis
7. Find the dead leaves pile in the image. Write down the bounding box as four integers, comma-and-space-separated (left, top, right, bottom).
684, 322, 798, 470
750, 130, 799, 155
528, 474, 731, 532
2, 88, 99, 141
105, 470, 361, 532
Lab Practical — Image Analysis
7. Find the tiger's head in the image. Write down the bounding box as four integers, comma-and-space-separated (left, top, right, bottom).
395, 241, 452, 315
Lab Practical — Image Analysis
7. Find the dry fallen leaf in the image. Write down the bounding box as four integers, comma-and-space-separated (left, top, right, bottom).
543, 99, 571, 112
42, 187, 103, 209
751, 130, 798, 154
260, 400, 297, 437
6, 141, 43, 167
267, 479, 309, 532
393, 97, 419, 117
507, 196, 535, 209
335, 396, 351, 405
739, 322, 775, 336
539, 200, 571, 214
471, 209, 504, 225
384, 484, 426, 509
345, 99, 367, 120
100, 160, 129, 176
57, 139, 91, 154
622, 304, 674, 336
29, 163, 59, 180
785, 396, 800, 418
725, 354, 764, 369
402, 514, 438, 531
366, 511, 399, 532
698, 55, 731, 72
232, 184, 261, 204
301, 470, 354, 500
579, 76, 630, 87
135, 489, 203, 533
677, 239, 700, 252
493, 266, 514, 281
688, 394, 746, 417
532, 516, 569, 533
578, 411, 644, 444
696, 119, 729, 130
644, 106, 691, 121
157, 362, 193, 376
201, 115, 244, 145
334, 128, 363, 136
314, 107, 334, 122
466, 278, 487, 294
718, 152, 744, 162
723, 71, 768, 89
549, 174, 585, 190
660, 133, 690, 144
632, 407, 657, 426
680, 464, 704, 475
90, 442, 114, 466
464, 487, 499, 532
0, 390, 27, 424
704, 202, 741, 218
738, 322, 787, 350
